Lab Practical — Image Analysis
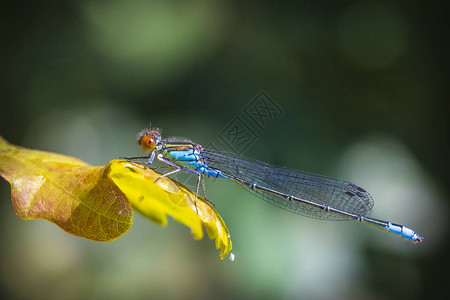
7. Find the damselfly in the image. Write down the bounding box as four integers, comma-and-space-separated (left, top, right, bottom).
127, 127, 423, 243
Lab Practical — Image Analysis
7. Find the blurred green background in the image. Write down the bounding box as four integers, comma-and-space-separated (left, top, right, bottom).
1, 0, 448, 299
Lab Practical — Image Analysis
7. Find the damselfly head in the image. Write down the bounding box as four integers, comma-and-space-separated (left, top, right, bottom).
137, 128, 162, 151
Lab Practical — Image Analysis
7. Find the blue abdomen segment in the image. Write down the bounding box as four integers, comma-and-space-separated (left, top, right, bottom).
360, 217, 423, 243
197, 165, 229, 178
164, 149, 229, 179
386, 222, 423, 243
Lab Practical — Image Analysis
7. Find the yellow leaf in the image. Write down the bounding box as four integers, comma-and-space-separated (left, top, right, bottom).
109, 160, 232, 260
0, 136, 133, 241
0, 136, 232, 259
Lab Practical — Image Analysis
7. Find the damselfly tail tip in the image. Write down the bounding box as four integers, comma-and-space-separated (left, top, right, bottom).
413, 235, 424, 243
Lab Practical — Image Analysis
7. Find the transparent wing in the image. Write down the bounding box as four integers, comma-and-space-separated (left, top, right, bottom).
202, 148, 374, 220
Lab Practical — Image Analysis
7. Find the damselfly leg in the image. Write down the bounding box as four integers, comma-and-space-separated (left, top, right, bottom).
156, 154, 202, 214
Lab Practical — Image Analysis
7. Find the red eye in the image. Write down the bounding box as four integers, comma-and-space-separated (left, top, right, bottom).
141, 135, 156, 151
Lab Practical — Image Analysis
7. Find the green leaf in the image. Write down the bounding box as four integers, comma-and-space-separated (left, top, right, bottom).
0, 136, 232, 259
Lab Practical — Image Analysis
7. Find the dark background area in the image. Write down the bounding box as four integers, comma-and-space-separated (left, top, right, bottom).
1, 1, 448, 299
